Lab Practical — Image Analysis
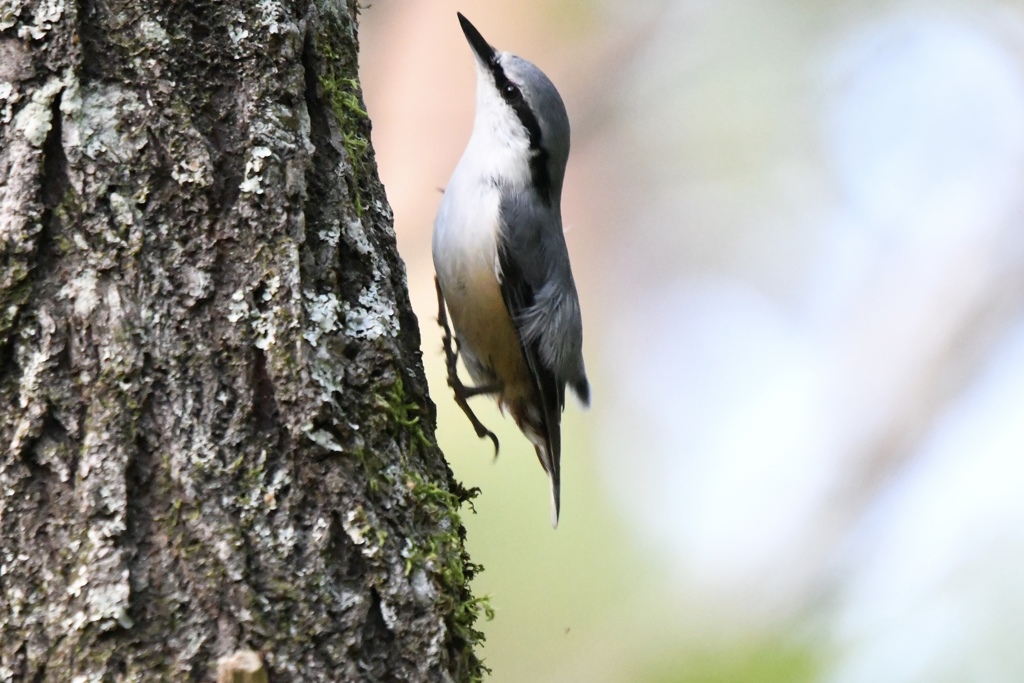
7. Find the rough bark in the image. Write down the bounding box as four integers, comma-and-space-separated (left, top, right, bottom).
0, 0, 486, 680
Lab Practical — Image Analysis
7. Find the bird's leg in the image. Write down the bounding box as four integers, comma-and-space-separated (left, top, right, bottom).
435, 277, 501, 456
459, 383, 501, 399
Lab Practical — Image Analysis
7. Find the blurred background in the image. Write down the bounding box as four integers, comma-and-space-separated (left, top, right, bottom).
359, 1, 1024, 681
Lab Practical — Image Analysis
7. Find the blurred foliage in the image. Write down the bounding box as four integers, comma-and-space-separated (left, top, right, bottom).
359, 1, 1024, 681
634, 637, 820, 683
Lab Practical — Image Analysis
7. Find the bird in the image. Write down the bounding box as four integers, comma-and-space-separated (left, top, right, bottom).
432, 12, 590, 527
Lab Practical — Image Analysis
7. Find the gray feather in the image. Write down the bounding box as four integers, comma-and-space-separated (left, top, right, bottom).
498, 193, 589, 404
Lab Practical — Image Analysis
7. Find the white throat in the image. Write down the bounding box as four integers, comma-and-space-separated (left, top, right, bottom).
462, 58, 533, 191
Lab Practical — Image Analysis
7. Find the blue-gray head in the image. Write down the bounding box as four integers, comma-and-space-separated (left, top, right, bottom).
457, 13, 570, 205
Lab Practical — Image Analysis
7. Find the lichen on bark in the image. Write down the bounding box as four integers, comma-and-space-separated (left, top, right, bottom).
0, 0, 486, 680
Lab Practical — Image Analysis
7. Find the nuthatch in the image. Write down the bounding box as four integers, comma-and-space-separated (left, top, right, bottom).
433, 13, 589, 527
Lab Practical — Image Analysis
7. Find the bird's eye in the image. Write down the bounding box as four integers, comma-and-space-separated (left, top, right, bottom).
501, 82, 522, 103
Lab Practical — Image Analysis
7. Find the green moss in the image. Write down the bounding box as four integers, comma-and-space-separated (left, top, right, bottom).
228, 452, 246, 474
403, 470, 492, 677
316, 31, 371, 217
378, 376, 431, 450
406, 470, 460, 517
0, 277, 32, 343
376, 375, 491, 678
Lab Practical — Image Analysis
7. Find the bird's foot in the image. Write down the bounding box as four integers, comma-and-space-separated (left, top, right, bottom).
435, 277, 501, 456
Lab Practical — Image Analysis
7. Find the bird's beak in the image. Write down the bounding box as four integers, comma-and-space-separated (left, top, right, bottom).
458, 13, 497, 66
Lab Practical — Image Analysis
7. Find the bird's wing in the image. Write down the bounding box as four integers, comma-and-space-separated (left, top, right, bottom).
496, 234, 563, 520
496, 196, 579, 521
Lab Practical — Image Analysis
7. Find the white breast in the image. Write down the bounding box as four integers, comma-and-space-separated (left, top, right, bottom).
432, 142, 529, 391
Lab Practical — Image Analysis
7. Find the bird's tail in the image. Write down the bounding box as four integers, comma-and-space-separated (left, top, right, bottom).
534, 443, 561, 528
511, 395, 562, 528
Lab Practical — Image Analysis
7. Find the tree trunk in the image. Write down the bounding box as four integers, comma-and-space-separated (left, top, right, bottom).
0, 1, 486, 680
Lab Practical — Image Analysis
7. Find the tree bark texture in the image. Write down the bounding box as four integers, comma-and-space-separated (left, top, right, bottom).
0, 0, 486, 680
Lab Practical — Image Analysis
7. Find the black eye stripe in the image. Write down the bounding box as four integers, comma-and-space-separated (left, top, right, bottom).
488, 59, 553, 204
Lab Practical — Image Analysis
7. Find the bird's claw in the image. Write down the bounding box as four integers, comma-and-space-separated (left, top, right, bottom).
436, 277, 501, 457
